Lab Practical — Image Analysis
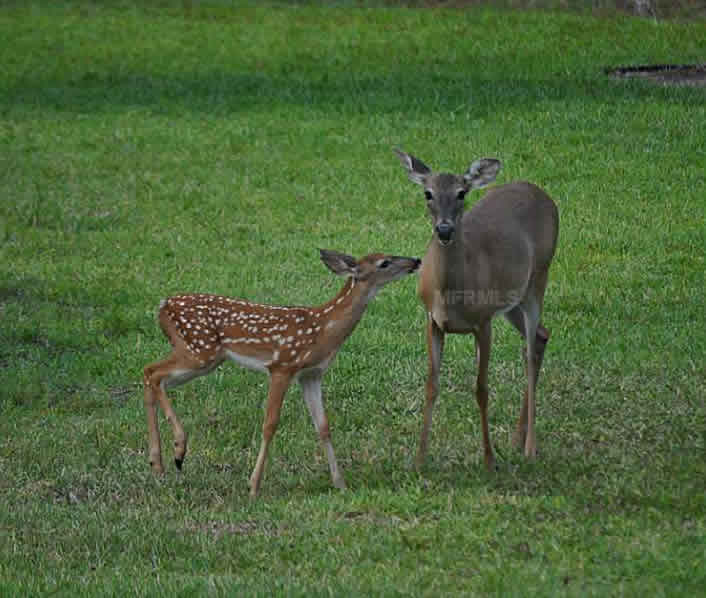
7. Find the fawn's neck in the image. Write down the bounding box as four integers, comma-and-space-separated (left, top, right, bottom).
317, 277, 373, 341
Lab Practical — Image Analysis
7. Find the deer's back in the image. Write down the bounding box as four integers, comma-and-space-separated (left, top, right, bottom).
463, 181, 558, 273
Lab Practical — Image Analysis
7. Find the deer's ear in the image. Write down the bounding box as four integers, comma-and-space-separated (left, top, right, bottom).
319, 249, 358, 277
394, 148, 431, 186
463, 158, 502, 189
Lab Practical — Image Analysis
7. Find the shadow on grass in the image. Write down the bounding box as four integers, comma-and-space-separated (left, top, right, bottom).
3, 64, 699, 120
333, 437, 706, 522
0, 275, 151, 410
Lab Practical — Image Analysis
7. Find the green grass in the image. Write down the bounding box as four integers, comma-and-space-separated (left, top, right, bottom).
1, 1, 705, 595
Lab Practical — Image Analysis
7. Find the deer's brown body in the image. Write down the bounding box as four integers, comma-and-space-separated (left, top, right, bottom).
396, 150, 558, 470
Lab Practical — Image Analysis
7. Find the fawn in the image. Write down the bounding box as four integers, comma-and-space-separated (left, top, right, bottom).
144, 249, 420, 496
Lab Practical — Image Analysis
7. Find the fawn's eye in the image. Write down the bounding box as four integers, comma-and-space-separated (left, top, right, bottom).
424, 190, 433, 201
379, 259, 391, 269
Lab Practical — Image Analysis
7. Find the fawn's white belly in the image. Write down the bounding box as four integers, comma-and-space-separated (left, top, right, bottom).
224, 349, 269, 373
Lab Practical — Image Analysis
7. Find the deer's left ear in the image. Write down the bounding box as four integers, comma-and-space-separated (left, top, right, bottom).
463, 158, 502, 190
319, 249, 359, 277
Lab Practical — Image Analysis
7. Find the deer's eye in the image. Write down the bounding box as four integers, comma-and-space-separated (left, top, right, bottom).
379, 259, 391, 269
424, 190, 433, 201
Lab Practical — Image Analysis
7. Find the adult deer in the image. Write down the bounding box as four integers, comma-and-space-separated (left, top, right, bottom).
394, 149, 558, 470
143, 250, 420, 497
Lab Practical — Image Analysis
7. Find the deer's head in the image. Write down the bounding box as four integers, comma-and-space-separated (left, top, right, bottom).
395, 149, 502, 246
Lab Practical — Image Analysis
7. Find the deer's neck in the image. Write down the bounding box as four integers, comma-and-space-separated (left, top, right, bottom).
317, 278, 371, 341
428, 234, 467, 292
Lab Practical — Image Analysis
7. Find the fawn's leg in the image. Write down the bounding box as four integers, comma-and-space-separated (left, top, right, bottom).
249, 371, 292, 498
300, 372, 346, 490
143, 354, 215, 472
143, 362, 166, 474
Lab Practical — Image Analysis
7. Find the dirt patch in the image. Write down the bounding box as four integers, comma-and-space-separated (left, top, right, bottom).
182, 519, 284, 538
605, 64, 706, 87
339, 510, 404, 526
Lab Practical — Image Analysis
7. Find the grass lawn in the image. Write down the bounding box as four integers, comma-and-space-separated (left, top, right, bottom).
1, 1, 704, 595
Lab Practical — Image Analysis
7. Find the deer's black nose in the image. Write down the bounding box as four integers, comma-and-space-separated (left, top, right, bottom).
436, 222, 454, 241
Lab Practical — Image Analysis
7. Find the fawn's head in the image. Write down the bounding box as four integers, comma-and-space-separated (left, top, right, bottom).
394, 149, 502, 246
319, 249, 420, 291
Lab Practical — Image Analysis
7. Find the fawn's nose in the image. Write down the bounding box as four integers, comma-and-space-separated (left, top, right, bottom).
436, 222, 454, 242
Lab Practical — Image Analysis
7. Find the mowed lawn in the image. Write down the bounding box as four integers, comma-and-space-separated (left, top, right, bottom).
1, 1, 704, 595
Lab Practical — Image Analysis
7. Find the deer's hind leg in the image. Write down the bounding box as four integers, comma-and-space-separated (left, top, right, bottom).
143, 352, 219, 472
504, 275, 550, 456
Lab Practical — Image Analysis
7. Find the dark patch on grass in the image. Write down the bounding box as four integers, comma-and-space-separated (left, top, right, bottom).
339, 509, 404, 526
109, 383, 141, 403
606, 63, 706, 86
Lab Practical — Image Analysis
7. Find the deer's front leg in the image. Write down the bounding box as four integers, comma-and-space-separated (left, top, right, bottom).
474, 321, 496, 472
250, 371, 292, 498
417, 316, 444, 469
300, 372, 346, 490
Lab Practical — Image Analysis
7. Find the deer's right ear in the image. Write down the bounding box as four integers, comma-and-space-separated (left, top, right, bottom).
319, 249, 359, 277
463, 158, 502, 190
394, 148, 431, 186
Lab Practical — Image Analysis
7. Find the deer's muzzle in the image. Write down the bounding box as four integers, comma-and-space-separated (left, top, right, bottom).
435, 222, 455, 244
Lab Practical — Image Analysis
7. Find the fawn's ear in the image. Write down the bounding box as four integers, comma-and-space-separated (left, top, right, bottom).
319, 249, 359, 277
394, 148, 431, 186
463, 158, 502, 190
